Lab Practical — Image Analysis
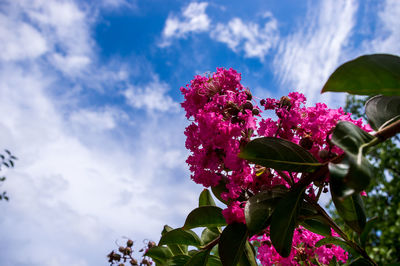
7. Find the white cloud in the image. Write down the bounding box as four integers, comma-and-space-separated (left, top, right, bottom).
0, 1, 197, 265
364, 0, 400, 54
0, 13, 48, 61
160, 2, 210, 47
210, 15, 279, 61
124, 77, 179, 112
273, 0, 358, 105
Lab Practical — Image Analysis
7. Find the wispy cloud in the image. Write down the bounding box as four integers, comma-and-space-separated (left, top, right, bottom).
160, 2, 210, 47
210, 13, 279, 61
0, 1, 196, 265
364, 0, 400, 54
273, 0, 358, 104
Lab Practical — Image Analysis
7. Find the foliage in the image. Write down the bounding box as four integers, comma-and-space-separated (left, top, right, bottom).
110, 54, 400, 266
342, 95, 400, 264
0, 149, 17, 201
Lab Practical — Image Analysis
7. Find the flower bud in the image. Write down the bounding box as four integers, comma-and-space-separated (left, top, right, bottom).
279, 96, 291, 108
242, 101, 253, 111
113, 253, 121, 261
124, 247, 132, 255
245, 90, 252, 100
148, 241, 156, 249
318, 149, 330, 160
299, 136, 313, 150
118, 246, 125, 253
260, 99, 266, 106
130, 259, 138, 265
226, 102, 240, 116
126, 239, 133, 247
252, 108, 260, 115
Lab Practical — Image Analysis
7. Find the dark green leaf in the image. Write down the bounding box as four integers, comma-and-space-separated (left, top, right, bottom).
219, 223, 248, 266
300, 218, 331, 237
329, 256, 339, 266
329, 154, 373, 197
270, 187, 305, 257
239, 137, 322, 172
184, 250, 209, 266
183, 206, 226, 229
244, 187, 287, 234
330, 188, 366, 234
199, 189, 216, 207
166, 254, 191, 265
208, 255, 223, 266
365, 95, 400, 130
211, 180, 229, 205
145, 246, 173, 264
159, 228, 201, 247
331, 121, 374, 155
321, 54, 400, 95
316, 237, 358, 255
201, 228, 219, 246
239, 242, 257, 266
360, 217, 379, 248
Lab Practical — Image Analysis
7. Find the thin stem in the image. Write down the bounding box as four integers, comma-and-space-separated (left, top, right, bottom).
201, 235, 220, 251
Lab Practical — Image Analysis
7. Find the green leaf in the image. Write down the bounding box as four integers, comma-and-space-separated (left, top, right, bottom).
145, 246, 173, 265
360, 217, 379, 248
365, 95, 400, 130
211, 180, 229, 205
329, 154, 373, 197
239, 137, 322, 172
270, 187, 305, 257
201, 228, 219, 246
330, 188, 366, 234
183, 206, 226, 229
321, 54, 400, 96
316, 237, 358, 256
244, 187, 287, 234
329, 256, 339, 266
331, 121, 374, 155
161, 225, 188, 255
166, 254, 191, 265
199, 189, 216, 207
207, 255, 223, 266
239, 242, 257, 266
159, 228, 201, 247
184, 250, 209, 266
300, 218, 331, 237
219, 223, 248, 266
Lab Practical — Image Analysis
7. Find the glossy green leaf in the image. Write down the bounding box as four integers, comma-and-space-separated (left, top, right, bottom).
321, 54, 400, 96
161, 225, 188, 255
244, 187, 287, 234
239, 242, 257, 266
219, 223, 248, 266
199, 189, 216, 207
330, 188, 366, 234
159, 228, 201, 247
239, 137, 322, 172
145, 246, 173, 265
316, 237, 358, 256
211, 180, 229, 205
207, 255, 223, 266
298, 202, 332, 237
270, 187, 305, 257
166, 254, 191, 265
184, 206, 226, 229
184, 250, 210, 266
331, 121, 375, 155
360, 217, 379, 248
201, 228, 219, 246
329, 154, 373, 197
365, 95, 400, 130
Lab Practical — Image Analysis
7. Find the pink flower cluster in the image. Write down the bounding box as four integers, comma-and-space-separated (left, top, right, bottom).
181, 68, 370, 265
252, 227, 348, 265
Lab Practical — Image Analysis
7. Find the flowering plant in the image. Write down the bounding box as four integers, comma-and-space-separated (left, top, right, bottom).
140, 54, 400, 266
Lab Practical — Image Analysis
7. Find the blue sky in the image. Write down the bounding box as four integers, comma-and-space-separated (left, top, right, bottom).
0, 0, 399, 265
